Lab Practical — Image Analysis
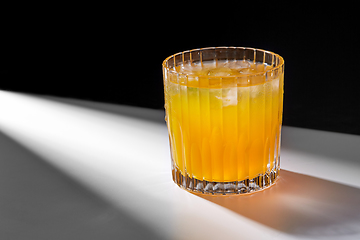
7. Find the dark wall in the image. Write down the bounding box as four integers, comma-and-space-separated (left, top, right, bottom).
3, 4, 359, 135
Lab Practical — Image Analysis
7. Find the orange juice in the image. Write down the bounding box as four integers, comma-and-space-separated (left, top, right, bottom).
163, 48, 284, 194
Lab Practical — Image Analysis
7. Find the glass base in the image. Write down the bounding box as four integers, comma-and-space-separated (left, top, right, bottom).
172, 166, 280, 195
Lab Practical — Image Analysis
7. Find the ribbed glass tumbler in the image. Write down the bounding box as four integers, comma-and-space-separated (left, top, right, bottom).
162, 47, 284, 195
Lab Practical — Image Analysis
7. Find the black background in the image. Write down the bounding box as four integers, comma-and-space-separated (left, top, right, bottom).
3, 4, 360, 135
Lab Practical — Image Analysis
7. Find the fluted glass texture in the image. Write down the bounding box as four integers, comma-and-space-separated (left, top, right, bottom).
162, 47, 284, 194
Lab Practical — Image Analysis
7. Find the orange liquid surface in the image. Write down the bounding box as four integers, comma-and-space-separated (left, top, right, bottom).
165, 61, 284, 182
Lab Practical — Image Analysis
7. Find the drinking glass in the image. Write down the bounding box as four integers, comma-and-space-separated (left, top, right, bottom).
162, 47, 284, 194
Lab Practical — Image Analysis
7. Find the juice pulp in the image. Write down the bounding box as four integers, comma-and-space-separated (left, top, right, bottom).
164, 60, 283, 182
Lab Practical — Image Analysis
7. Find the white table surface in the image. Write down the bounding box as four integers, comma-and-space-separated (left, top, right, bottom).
0, 90, 359, 240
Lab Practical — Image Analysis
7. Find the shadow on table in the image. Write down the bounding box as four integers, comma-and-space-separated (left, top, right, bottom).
194, 170, 360, 238
0, 130, 167, 240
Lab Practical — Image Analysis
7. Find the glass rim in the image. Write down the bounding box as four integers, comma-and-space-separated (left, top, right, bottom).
162, 46, 284, 78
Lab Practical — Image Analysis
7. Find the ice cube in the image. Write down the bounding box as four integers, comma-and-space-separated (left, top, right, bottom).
179, 63, 199, 74
213, 88, 238, 106
250, 84, 263, 98
178, 63, 209, 76
271, 78, 280, 89
222, 88, 238, 106
239, 68, 257, 75
223, 61, 251, 69
207, 67, 239, 76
